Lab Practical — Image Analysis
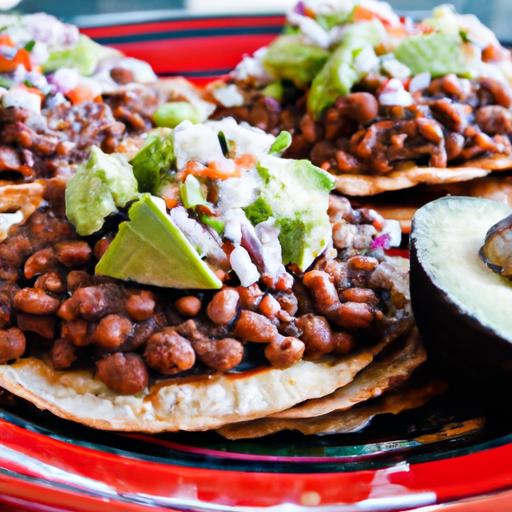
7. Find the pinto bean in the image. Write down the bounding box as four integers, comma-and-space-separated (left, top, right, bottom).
258, 294, 281, 318
0, 327, 25, 363
207, 288, 239, 325
332, 302, 374, 329
233, 310, 278, 343
51, 338, 77, 369
265, 337, 305, 368
332, 331, 356, 354
347, 255, 379, 272
194, 337, 244, 372
237, 284, 264, 310
34, 272, 65, 293
336, 92, 379, 124
125, 291, 156, 321
24, 248, 56, 279
66, 270, 93, 291
276, 293, 298, 316
175, 296, 201, 318
14, 288, 60, 315
61, 319, 89, 346
479, 77, 512, 107
17, 313, 55, 339
96, 353, 148, 395
144, 328, 195, 375
55, 241, 92, 267
93, 237, 111, 259
302, 270, 340, 315
92, 314, 132, 350
297, 314, 334, 359
72, 286, 118, 320
57, 297, 78, 321
341, 287, 379, 305
123, 315, 163, 351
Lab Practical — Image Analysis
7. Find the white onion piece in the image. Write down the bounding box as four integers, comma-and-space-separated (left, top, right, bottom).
212, 84, 244, 107
409, 72, 431, 93
382, 219, 402, 247
3, 88, 41, 114
256, 219, 285, 278
379, 78, 413, 107
230, 246, 260, 287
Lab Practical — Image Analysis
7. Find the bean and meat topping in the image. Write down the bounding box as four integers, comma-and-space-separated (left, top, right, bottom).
0, 192, 411, 395
213, 74, 512, 175
0, 84, 161, 182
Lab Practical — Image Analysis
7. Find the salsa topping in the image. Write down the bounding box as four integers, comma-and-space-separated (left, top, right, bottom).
213, 1, 512, 176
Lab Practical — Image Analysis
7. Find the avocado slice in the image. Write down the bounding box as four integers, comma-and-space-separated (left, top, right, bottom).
96, 195, 222, 289
252, 156, 335, 271
410, 196, 512, 380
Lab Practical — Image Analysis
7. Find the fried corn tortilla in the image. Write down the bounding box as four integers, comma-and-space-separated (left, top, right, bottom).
360, 175, 512, 232
218, 379, 446, 439
272, 328, 426, 420
0, 182, 44, 242
0, 339, 391, 432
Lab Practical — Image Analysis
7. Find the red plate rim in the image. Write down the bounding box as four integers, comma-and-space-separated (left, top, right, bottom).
0, 417, 511, 510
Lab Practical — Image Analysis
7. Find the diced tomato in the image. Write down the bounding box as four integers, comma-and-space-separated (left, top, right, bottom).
0, 34, 15, 47
353, 5, 378, 22
0, 48, 32, 73
387, 26, 409, 39
66, 84, 97, 105
234, 153, 256, 170
417, 22, 435, 34
205, 160, 241, 180
179, 160, 241, 181
303, 6, 316, 19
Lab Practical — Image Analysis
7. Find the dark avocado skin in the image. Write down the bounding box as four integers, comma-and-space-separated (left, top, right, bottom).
410, 222, 512, 383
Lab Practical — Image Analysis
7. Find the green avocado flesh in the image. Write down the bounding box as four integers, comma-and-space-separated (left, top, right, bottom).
412, 197, 512, 341
256, 156, 335, 270
96, 195, 222, 289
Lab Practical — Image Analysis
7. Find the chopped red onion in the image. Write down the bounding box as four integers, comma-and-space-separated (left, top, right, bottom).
371, 233, 391, 250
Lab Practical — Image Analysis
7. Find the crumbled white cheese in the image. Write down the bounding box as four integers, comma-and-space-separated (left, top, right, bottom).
116, 57, 157, 83
212, 84, 244, 108
232, 47, 272, 84
354, 46, 379, 74
207, 117, 275, 158
218, 168, 262, 210
379, 78, 413, 107
409, 72, 431, 93
381, 219, 402, 247
223, 208, 244, 244
230, 245, 260, 287
3, 88, 41, 114
381, 57, 411, 80
288, 12, 330, 48
174, 123, 225, 169
256, 219, 285, 278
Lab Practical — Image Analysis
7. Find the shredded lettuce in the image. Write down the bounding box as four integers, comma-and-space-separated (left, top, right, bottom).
395, 32, 472, 78
269, 131, 292, 154
263, 35, 329, 88
307, 22, 383, 116
43, 35, 112, 76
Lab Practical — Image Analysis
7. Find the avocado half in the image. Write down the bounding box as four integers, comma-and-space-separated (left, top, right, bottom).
410, 196, 512, 380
